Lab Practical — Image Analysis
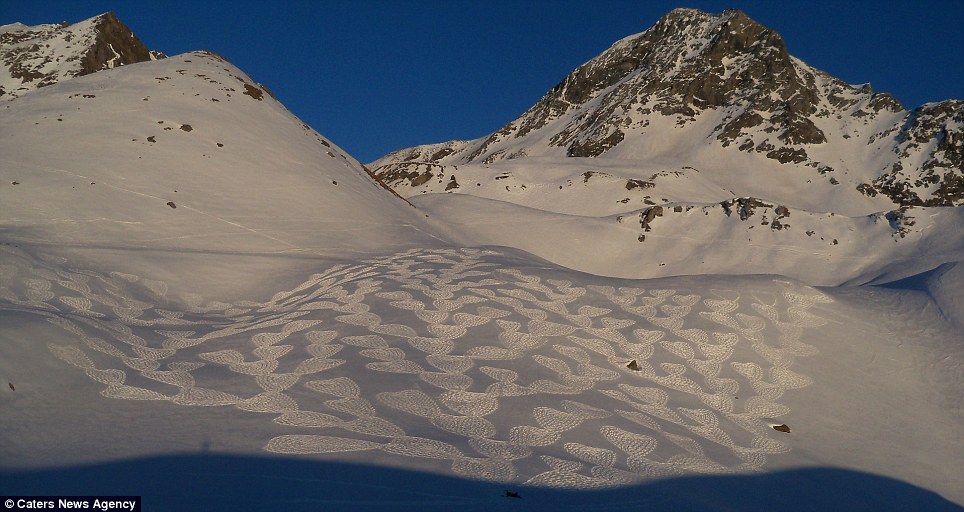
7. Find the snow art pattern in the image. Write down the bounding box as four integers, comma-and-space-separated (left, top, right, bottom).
0, 246, 832, 488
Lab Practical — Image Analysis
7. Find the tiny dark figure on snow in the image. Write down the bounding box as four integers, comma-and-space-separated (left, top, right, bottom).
504, 490, 521, 498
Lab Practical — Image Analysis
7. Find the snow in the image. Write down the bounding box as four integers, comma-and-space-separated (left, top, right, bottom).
0, 18, 99, 100
0, 22, 33, 34
409, 193, 964, 286
2, 12, 963, 512
0, 52, 438, 261
2, 241, 962, 509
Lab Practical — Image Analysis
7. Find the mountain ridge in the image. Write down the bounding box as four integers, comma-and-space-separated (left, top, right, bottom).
1, 11, 162, 100
371, 8, 963, 209
0, 45, 442, 298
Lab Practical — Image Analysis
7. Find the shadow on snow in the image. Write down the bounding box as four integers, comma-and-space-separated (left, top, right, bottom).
2, 454, 960, 512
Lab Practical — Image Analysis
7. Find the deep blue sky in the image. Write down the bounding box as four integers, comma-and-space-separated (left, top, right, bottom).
3, 1, 963, 162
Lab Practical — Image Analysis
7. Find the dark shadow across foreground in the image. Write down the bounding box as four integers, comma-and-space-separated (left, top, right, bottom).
2, 454, 960, 511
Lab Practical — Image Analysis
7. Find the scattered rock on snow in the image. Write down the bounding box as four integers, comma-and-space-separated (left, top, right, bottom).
445, 175, 460, 191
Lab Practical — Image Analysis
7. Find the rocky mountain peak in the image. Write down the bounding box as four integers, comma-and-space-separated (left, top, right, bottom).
383, 8, 874, 166
496, 8, 841, 160
372, 8, 961, 208
79, 12, 157, 75
1, 11, 160, 100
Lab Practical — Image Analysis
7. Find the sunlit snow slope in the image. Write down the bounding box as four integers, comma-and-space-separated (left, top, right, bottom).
0, 49, 443, 293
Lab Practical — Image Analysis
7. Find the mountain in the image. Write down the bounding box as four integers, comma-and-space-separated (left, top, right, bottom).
369, 8, 964, 285
0, 12, 163, 100
1, 11, 963, 511
373, 9, 962, 209
1, 32, 440, 292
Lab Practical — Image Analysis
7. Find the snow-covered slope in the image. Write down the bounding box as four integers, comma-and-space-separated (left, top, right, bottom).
0, 47, 443, 296
373, 162, 964, 285
410, 194, 964, 286
1, 11, 962, 512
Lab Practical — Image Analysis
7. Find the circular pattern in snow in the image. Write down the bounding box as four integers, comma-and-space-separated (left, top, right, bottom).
0, 245, 833, 489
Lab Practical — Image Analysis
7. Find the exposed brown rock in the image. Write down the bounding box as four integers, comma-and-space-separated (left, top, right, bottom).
640, 205, 664, 231
411, 171, 434, 187
242, 83, 264, 100
79, 12, 154, 76
626, 179, 655, 190
568, 130, 625, 157
445, 175, 460, 191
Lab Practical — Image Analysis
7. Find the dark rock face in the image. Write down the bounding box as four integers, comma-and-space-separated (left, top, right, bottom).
568, 130, 625, 157
880, 207, 917, 239
375, 162, 453, 189
766, 147, 809, 164
625, 179, 654, 191
722, 197, 769, 220
639, 205, 664, 231
79, 12, 154, 76
445, 175, 460, 191
242, 83, 264, 100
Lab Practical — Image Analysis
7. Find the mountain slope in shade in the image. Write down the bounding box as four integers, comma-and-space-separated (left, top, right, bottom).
1, 12, 161, 100
372, 8, 963, 209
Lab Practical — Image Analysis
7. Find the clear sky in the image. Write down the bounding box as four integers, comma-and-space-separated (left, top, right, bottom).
3, 0, 963, 163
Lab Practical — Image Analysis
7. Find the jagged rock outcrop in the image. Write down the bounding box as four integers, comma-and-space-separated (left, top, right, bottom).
864, 100, 964, 206
1, 12, 160, 100
79, 12, 155, 74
